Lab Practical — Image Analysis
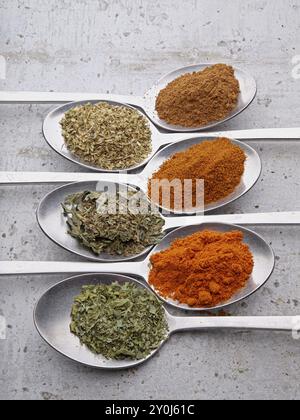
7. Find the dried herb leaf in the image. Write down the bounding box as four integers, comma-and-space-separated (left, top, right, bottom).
70, 282, 169, 360
62, 190, 165, 256
60, 102, 152, 170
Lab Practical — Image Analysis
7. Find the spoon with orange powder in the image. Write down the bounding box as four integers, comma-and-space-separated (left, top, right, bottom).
0, 222, 276, 312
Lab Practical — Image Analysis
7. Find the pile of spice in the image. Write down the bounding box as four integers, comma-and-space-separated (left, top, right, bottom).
155, 64, 240, 127
60, 102, 152, 170
149, 230, 254, 308
148, 138, 246, 210
70, 282, 168, 360
62, 190, 165, 256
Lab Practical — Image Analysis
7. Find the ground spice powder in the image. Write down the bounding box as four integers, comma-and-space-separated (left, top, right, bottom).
148, 138, 246, 210
149, 230, 254, 308
155, 64, 240, 127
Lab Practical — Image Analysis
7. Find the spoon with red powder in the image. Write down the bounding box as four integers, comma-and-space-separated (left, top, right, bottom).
0, 222, 275, 312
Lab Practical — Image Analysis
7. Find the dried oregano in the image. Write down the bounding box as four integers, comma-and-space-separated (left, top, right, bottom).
62, 190, 165, 256
60, 102, 152, 170
70, 282, 168, 360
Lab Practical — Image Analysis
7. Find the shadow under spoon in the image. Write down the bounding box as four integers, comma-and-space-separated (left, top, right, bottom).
34, 273, 298, 370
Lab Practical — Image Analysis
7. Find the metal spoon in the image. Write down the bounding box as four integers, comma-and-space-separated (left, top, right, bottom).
0, 222, 275, 312
34, 273, 298, 370
0, 136, 262, 215
43, 98, 260, 173
43, 101, 300, 173
36, 180, 300, 263
0, 63, 257, 134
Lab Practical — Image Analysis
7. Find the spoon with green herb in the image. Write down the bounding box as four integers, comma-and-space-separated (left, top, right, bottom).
61, 189, 165, 258
36, 180, 300, 263
34, 273, 299, 369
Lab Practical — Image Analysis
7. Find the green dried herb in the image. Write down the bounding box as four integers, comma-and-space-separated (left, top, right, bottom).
60, 102, 152, 170
62, 190, 165, 256
70, 282, 168, 360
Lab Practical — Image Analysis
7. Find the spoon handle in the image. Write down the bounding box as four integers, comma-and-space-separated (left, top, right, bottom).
0, 261, 146, 276
164, 212, 300, 230
0, 91, 145, 107
2, 91, 300, 139
170, 315, 299, 333
0, 172, 141, 185
160, 127, 300, 143
210, 127, 300, 140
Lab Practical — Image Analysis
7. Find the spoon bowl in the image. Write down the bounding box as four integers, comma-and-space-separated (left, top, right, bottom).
43, 99, 162, 173
143, 63, 257, 132
37, 180, 153, 263
34, 273, 168, 370
148, 222, 275, 312
142, 136, 261, 214
35, 266, 289, 370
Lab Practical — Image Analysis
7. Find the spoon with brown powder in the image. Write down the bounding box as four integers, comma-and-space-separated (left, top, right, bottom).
0, 63, 256, 134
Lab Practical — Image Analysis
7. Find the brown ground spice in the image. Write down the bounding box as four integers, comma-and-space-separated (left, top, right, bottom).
149, 230, 254, 308
148, 138, 246, 209
155, 64, 240, 128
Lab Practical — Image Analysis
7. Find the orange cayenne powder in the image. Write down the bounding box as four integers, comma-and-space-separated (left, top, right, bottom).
149, 230, 254, 308
148, 138, 246, 210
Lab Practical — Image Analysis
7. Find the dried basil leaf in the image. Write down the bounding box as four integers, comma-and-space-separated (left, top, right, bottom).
60, 102, 152, 170
70, 282, 169, 360
62, 190, 165, 256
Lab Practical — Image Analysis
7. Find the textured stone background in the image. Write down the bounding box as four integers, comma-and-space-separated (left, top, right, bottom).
1, 0, 300, 400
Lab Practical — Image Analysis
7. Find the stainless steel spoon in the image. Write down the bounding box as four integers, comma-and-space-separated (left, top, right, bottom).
0, 136, 262, 215
0, 63, 257, 133
34, 273, 298, 370
43, 98, 261, 173
43, 102, 300, 172
0, 222, 275, 312
36, 179, 300, 263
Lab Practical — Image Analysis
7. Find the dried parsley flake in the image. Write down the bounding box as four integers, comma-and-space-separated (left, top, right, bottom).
60, 102, 152, 170
70, 282, 168, 360
62, 190, 165, 256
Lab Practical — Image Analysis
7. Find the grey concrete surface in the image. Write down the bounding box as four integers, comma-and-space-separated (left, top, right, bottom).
1, 0, 300, 401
